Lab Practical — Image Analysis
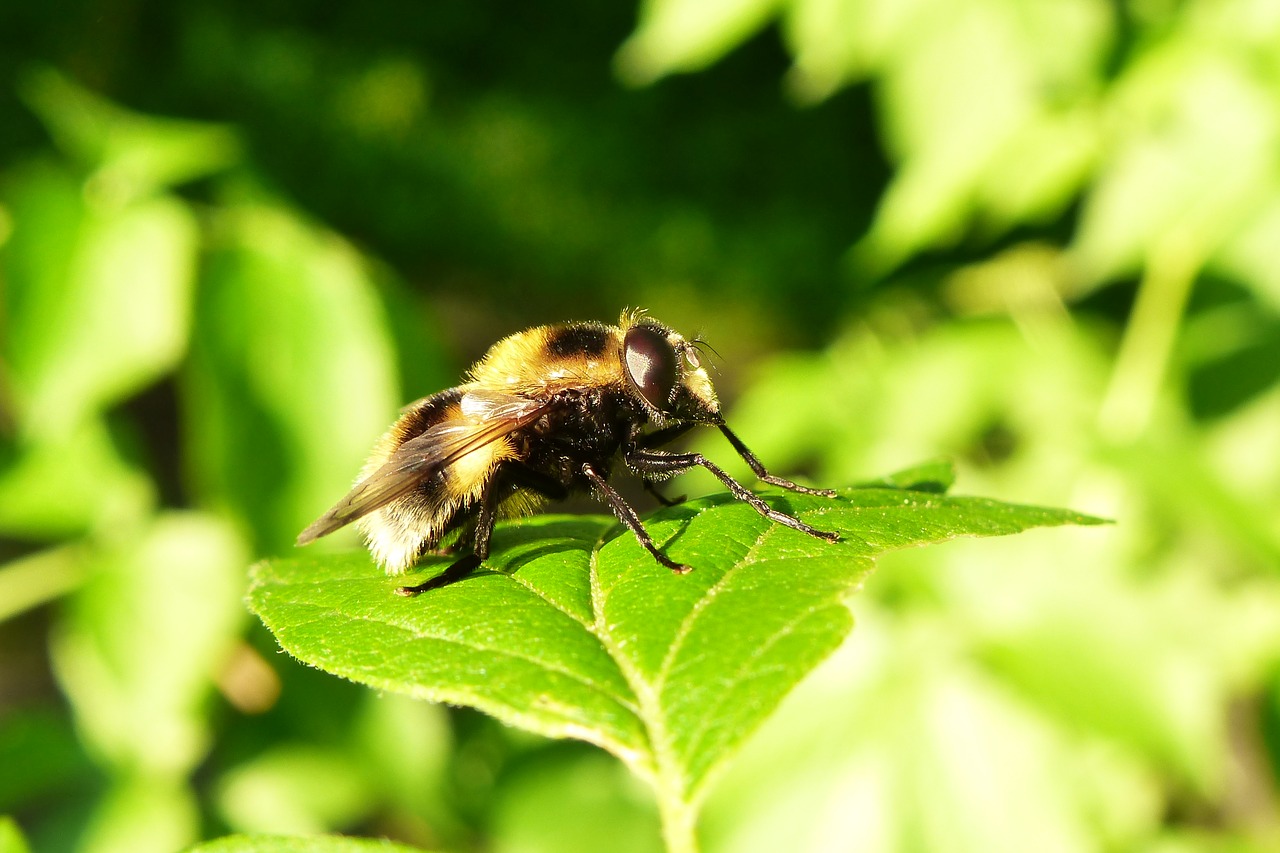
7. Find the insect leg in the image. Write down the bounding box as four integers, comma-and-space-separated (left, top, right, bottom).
717, 424, 837, 497
396, 473, 504, 597
626, 447, 840, 543
581, 463, 692, 574
395, 554, 481, 597
635, 423, 692, 504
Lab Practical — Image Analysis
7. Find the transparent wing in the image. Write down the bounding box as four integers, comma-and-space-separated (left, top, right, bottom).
296, 391, 551, 545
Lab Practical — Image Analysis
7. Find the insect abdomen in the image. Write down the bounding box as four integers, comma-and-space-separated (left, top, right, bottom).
357, 388, 510, 573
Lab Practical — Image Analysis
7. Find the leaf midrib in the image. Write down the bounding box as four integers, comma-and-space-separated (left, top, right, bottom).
585, 524, 671, 789
652, 521, 778, 695
580, 506, 783, 799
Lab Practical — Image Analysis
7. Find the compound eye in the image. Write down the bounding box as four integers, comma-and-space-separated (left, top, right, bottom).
624, 325, 678, 411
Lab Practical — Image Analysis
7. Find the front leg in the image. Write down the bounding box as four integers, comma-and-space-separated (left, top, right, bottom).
718, 424, 836, 497
637, 423, 693, 506
625, 447, 840, 543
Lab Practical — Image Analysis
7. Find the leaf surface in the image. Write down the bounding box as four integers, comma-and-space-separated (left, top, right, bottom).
250, 474, 1101, 803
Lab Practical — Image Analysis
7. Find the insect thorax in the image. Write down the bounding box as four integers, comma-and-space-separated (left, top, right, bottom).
516, 386, 646, 488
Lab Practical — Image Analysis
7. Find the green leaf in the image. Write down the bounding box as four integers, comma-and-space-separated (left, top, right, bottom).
849, 0, 1110, 272
0, 816, 32, 853
1072, 42, 1280, 286
20, 68, 240, 196
185, 835, 428, 853
77, 777, 200, 853
183, 199, 399, 553
491, 749, 663, 853
214, 745, 379, 835
250, 473, 1101, 839
615, 0, 782, 86
0, 417, 153, 540
1, 160, 198, 441
859, 458, 955, 493
700, 614, 1143, 853
0, 712, 93, 812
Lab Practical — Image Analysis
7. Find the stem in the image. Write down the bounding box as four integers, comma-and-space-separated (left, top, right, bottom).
1096, 159, 1265, 441
1097, 225, 1203, 442
656, 784, 699, 853
638, 690, 700, 852
0, 546, 85, 621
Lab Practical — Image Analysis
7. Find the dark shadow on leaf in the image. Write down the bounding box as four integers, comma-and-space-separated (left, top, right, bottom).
494, 516, 612, 550
399, 517, 615, 592
499, 540, 591, 576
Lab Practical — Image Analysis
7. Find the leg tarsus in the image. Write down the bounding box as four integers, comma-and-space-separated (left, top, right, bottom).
717, 424, 836, 497
627, 446, 840, 543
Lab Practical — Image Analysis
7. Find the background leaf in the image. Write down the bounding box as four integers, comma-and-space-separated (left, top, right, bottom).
0, 817, 32, 853
1, 160, 197, 442
183, 198, 400, 553
51, 513, 247, 778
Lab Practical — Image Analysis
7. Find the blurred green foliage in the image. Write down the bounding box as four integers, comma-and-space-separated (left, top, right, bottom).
1, 0, 1279, 851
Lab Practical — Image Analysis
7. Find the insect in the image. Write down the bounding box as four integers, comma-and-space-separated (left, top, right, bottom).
297, 310, 840, 595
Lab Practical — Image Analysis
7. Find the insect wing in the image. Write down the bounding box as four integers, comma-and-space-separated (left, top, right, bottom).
296, 392, 550, 544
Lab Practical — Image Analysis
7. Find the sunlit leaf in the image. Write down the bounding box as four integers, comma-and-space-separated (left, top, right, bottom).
0, 418, 152, 540
347, 694, 461, 840
215, 746, 378, 836
1, 161, 197, 440
78, 778, 200, 853
781, 0, 875, 102
838, 0, 1110, 271
615, 0, 782, 85
701, 612, 1154, 853
974, 107, 1099, 231
250, 476, 1101, 815
1073, 50, 1280, 284
20, 68, 240, 198
492, 750, 663, 853
1215, 195, 1280, 312
973, 555, 1276, 791
0, 816, 32, 853
860, 458, 955, 492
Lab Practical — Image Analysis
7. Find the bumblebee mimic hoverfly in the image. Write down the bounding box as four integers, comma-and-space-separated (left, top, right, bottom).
297, 309, 840, 595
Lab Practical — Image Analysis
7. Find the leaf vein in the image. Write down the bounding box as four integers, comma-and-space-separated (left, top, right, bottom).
653, 519, 778, 692
278, 606, 642, 718
677, 603, 835, 788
